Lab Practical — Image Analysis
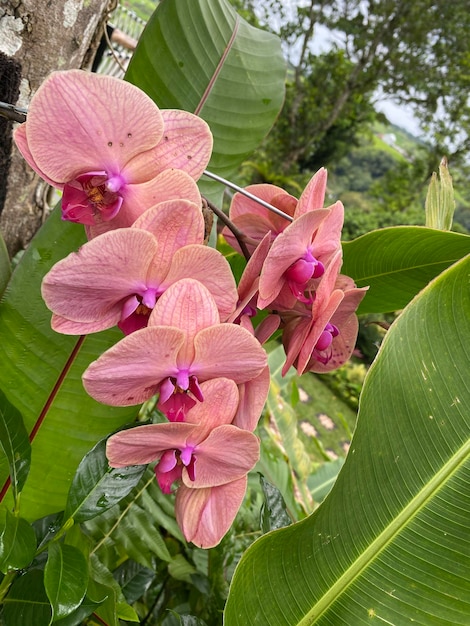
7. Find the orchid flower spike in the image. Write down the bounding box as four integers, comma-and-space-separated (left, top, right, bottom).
14, 70, 212, 232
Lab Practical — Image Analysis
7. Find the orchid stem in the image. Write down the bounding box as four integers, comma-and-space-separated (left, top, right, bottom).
202, 169, 293, 222
203, 197, 251, 260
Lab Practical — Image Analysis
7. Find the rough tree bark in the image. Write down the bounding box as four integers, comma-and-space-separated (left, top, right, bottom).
0, 0, 114, 257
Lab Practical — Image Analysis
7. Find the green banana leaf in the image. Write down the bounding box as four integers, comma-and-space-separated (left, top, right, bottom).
125, 0, 286, 190
0, 208, 137, 520
225, 254, 470, 625
342, 226, 470, 314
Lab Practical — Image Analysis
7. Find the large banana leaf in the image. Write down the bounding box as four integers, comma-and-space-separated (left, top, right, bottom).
342, 226, 470, 314
125, 0, 286, 183
225, 254, 470, 624
0, 209, 137, 520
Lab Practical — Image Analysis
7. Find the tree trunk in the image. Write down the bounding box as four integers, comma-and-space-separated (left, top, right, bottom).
0, 0, 114, 258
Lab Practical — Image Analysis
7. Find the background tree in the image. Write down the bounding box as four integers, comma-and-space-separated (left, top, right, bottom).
239, 0, 470, 183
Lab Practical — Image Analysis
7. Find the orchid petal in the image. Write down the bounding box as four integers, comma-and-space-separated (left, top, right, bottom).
51, 313, 121, 335
294, 167, 328, 218
13, 124, 59, 187
308, 286, 368, 373
83, 326, 185, 406
254, 314, 281, 345
257, 209, 331, 309
183, 378, 239, 430
163, 246, 238, 321
237, 233, 272, 301
296, 289, 345, 374
132, 198, 204, 244
156, 109, 213, 179
149, 278, 220, 345
223, 213, 276, 255
312, 201, 345, 259
181, 425, 259, 488
233, 365, 271, 431
22, 70, 164, 184
106, 422, 197, 467
229, 184, 297, 222
176, 477, 248, 548
193, 324, 267, 384
114, 109, 213, 185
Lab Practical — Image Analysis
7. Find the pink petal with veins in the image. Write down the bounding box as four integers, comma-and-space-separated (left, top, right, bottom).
132, 198, 204, 243
223, 185, 296, 254
106, 422, 197, 467
155, 109, 213, 179
148, 278, 220, 349
233, 365, 271, 431
193, 324, 267, 384
176, 477, 248, 548
183, 378, 239, 430
293, 167, 328, 218
163, 246, 238, 321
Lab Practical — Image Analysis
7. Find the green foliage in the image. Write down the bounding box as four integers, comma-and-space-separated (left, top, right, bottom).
64, 438, 146, 524
3, 570, 52, 626
44, 543, 88, 622
0, 511, 36, 573
0, 390, 31, 506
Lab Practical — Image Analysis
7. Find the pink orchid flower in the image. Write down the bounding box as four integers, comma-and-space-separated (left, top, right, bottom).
14, 70, 212, 230
222, 168, 328, 255
106, 378, 259, 547
83, 279, 268, 421
257, 200, 344, 310
42, 199, 238, 335
281, 251, 368, 375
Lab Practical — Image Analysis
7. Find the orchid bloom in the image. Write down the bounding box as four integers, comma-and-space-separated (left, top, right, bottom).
14, 70, 212, 232
106, 378, 260, 547
222, 168, 328, 255
83, 279, 267, 421
281, 251, 368, 375
42, 199, 238, 335
257, 200, 344, 310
